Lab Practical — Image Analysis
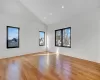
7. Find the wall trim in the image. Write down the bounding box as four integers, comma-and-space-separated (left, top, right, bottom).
0, 51, 47, 60
48, 51, 100, 65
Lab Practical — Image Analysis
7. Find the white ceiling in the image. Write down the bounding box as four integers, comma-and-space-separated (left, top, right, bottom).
0, 0, 43, 22
19, 0, 100, 24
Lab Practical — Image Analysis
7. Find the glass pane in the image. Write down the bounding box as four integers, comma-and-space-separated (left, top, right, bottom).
7, 27, 19, 48
39, 32, 45, 46
56, 30, 62, 46
63, 28, 71, 47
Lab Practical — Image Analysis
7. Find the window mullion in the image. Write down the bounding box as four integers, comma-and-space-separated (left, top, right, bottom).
61, 29, 63, 47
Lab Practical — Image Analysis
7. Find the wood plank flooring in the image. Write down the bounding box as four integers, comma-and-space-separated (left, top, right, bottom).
0, 52, 100, 80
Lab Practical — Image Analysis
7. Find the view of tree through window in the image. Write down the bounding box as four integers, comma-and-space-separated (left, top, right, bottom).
39, 31, 45, 46
63, 28, 71, 47
55, 27, 71, 48
55, 30, 62, 46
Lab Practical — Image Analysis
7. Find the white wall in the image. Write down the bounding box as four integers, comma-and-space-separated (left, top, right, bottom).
48, 9, 100, 63
0, 0, 46, 58
98, 19, 100, 62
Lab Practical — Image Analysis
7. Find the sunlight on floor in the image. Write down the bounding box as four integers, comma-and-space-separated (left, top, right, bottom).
47, 53, 50, 66
56, 48, 59, 59
6, 61, 21, 80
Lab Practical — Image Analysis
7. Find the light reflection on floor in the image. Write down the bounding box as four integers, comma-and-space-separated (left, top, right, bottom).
6, 61, 21, 80
62, 60, 71, 80
55, 53, 71, 80
38, 56, 48, 74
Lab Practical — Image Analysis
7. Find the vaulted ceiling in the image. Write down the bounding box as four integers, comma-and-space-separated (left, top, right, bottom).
0, 0, 100, 25
19, 0, 100, 24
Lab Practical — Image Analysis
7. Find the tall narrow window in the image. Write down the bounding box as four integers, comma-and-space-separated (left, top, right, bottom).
55, 30, 62, 46
39, 31, 45, 46
63, 27, 71, 48
55, 27, 71, 48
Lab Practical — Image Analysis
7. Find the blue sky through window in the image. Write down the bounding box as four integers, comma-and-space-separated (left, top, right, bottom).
8, 27, 18, 40
40, 32, 44, 39
65, 28, 70, 38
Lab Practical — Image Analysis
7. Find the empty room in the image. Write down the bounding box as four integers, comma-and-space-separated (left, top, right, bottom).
0, 0, 100, 80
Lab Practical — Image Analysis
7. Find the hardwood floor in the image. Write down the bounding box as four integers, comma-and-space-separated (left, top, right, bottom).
0, 52, 100, 80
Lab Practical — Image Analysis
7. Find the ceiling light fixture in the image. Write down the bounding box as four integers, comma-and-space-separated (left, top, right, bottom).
62, 5, 64, 8
49, 13, 52, 15
44, 17, 46, 19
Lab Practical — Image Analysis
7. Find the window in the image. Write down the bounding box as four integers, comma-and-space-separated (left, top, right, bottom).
39, 31, 45, 46
55, 27, 71, 48
55, 30, 62, 46
7, 26, 20, 48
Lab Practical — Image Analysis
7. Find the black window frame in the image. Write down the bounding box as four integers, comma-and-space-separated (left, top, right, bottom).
55, 29, 62, 47
7, 26, 20, 49
55, 27, 71, 48
39, 31, 45, 46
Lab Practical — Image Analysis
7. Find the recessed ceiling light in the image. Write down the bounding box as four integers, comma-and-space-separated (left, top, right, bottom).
49, 13, 52, 15
44, 17, 46, 19
62, 5, 64, 8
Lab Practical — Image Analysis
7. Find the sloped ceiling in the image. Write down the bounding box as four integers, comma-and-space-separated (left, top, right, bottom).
20, 0, 100, 24
0, 0, 43, 23
0, 0, 100, 25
